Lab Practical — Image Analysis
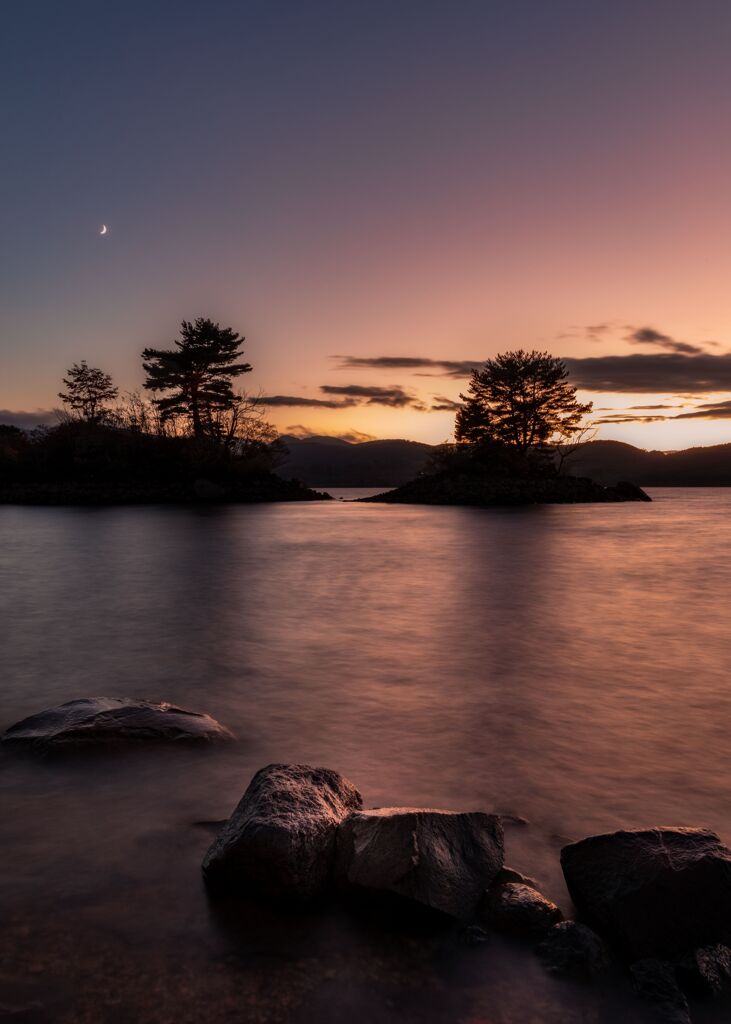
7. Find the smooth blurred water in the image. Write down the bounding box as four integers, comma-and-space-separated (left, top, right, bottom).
1, 489, 731, 1023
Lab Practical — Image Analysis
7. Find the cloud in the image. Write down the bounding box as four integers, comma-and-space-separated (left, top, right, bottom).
626, 326, 705, 355
0, 409, 57, 429
260, 394, 358, 408
334, 356, 483, 378
594, 414, 670, 424
627, 403, 686, 410
285, 425, 377, 442
429, 396, 462, 411
320, 384, 426, 409
675, 399, 731, 419
564, 353, 731, 393
336, 349, 731, 395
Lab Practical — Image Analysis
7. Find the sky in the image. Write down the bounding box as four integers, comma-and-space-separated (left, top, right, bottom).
3, 0, 731, 448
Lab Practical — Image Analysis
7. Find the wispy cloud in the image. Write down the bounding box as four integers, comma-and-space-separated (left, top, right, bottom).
333, 356, 483, 378
675, 399, 731, 419
626, 326, 706, 355
429, 396, 462, 411
260, 395, 358, 408
285, 425, 377, 442
320, 384, 426, 409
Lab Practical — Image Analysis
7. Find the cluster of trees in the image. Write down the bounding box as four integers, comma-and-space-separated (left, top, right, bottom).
0, 318, 289, 495
54, 317, 279, 455
2, 321, 594, 487
439, 349, 594, 475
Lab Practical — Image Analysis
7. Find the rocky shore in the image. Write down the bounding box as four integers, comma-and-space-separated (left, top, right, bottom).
2, 699, 724, 1024
362, 471, 652, 505
201, 763, 731, 1023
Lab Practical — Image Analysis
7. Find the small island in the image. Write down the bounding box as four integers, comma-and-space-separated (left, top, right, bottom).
0, 318, 328, 505
363, 350, 651, 505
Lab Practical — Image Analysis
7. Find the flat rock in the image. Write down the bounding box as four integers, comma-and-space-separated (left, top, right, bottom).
561, 827, 731, 960
202, 763, 362, 902
335, 807, 504, 920
2, 697, 234, 747
537, 920, 609, 977
481, 881, 563, 937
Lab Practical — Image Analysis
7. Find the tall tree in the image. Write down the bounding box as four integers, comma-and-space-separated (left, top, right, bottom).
455, 350, 592, 456
142, 318, 251, 437
58, 361, 119, 423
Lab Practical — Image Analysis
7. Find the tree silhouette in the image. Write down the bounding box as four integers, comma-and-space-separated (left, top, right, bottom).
58, 361, 119, 423
142, 318, 252, 438
455, 350, 592, 458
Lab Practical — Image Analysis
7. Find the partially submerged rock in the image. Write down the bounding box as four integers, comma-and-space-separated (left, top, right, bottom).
631, 959, 691, 1024
2, 697, 233, 747
481, 881, 562, 937
537, 920, 608, 978
335, 807, 504, 920
202, 764, 362, 902
561, 827, 731, 960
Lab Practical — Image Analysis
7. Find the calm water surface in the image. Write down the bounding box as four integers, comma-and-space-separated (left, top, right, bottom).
1, 489, 730, 1023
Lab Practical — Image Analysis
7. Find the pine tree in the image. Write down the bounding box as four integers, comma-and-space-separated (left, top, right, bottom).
455, 350, 592, 456
58, 361, 119, 423
142, 318, 252, 438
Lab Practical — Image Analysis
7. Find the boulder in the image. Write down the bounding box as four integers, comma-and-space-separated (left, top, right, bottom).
537, 920, 608, 978
202, 764, 362, 902
335, 807, 504, 920
630, 959, 691, 1024
481, 881, 562, 937
561, 827, 731, 959
494, 865, 540, 888
676, 944, 731, 996
2, 697, 233, 747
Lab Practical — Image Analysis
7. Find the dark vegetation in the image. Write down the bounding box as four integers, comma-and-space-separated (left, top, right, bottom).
0, 318, 326, 504
361, 350, 650, 504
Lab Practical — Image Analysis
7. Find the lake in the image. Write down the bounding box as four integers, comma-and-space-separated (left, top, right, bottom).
2, 489, 731, 1022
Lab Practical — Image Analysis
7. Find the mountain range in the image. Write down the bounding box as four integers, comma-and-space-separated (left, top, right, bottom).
277, 435, 731, 487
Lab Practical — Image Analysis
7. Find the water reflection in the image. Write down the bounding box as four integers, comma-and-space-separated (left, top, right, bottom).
2, 491, 731, 1021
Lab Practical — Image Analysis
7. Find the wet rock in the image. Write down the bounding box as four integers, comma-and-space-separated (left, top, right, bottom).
676, 943, 731, 996
494, 865, 540, 888
631, 959, 691, 1024
537, 920, 609, 978
561, 827, 731, 959
481, 882, 563, 937
2, 698, 234, 747
335, 807, 503, 920
202, 764, 363, 902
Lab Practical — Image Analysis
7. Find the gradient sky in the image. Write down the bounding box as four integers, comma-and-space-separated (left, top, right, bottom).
3, 0, 731, 447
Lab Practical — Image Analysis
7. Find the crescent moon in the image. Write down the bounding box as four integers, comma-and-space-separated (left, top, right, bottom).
99, 224, 108, 235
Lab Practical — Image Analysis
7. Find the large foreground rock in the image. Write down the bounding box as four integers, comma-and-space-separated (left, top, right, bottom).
335, 808, 504, 920
561, 827, 731, 960
2, 697, 233, 747
203, 764, 362, 901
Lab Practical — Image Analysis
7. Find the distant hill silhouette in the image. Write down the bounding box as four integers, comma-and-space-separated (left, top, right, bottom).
277, 435, 433, 487
277, 435, 731, 487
